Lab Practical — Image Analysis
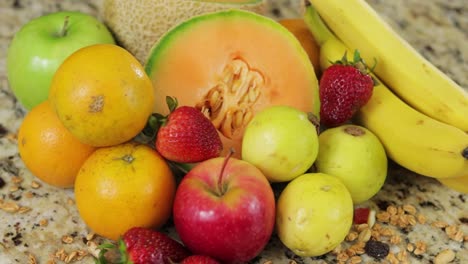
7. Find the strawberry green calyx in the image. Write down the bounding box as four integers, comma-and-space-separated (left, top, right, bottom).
95, 227, 191, 264
332, 50, 379, 86
165, 95, 178, 113
304, 4, 378, 87
94, 240, 132, 264
139, 96, 179, 143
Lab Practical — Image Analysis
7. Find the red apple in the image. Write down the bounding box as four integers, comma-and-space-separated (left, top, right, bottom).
172, 155, 276, 263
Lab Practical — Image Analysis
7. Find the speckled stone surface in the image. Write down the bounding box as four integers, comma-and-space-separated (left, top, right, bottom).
0, 1, 467, 263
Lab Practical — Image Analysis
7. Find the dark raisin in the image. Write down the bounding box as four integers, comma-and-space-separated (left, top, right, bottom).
0, 124, 7, 137
0, 177, 5, 189
12, 0, 22, 9
12, 232, 22, 246
419, 201, 439, 209
375, 200, 392, 211
365, 239, 390, 259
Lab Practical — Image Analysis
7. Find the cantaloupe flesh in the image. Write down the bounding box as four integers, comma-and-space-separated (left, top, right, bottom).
101, 0, 267, 63
146, 10, 319, 157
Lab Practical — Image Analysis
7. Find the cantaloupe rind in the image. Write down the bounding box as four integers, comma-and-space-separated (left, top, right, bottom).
101, 0, 267, 63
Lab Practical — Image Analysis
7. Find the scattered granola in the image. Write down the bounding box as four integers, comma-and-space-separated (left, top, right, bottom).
386, 252, 399, 264
11, 176, 23, 184
31, 181, 41, 189
62, 235, 74, 244
434, 249, 456, 264
24, 191, 34, 199
67, 198, 75, 205
39, 219, 48, 227
0, 200, 20, 213
28, 253, 37, 264
53, 248, 88, 263
432, 220, 449, 229
413, 241, 427, 255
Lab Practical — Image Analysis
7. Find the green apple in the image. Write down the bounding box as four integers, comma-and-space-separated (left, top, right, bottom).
241, 105, 319, 182
7, 11, 115, 110
315, 125, 388, 204
276, 172, 353, 257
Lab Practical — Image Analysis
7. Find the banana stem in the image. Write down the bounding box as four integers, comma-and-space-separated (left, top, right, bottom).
303, 4, 334, 46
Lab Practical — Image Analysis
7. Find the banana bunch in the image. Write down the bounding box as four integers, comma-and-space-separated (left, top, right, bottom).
303, 3, 468, 186
308, 0, 468, 132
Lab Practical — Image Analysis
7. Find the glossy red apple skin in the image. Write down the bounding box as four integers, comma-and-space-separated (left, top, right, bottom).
173, 157, 276, 263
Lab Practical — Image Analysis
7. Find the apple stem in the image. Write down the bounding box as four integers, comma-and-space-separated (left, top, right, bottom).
60, 16, 70, 37
217, 148, 235, 196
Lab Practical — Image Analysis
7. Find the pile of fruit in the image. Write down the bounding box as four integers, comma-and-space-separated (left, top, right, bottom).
6, 0, 467, 263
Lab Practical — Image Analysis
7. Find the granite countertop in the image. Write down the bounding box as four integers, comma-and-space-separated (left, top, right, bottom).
0, 0, 467, 263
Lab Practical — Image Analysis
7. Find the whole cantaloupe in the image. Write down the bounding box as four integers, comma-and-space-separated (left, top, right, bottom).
101, 0, 267, 63
145, 9, 320, 157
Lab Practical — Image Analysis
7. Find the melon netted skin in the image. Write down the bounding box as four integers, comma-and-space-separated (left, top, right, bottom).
101, 0, 267, 63
145, 9, 320, 158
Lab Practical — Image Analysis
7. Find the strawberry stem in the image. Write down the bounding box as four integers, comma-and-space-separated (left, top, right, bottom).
217, 148, 234, 196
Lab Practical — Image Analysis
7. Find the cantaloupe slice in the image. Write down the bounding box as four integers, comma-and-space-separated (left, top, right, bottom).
101, 0, 267, 63
145, 9, 320, 157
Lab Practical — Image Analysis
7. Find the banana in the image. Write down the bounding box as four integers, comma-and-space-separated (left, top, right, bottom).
307, 0, 468, 132
304, 5, 468, 179
438, 174, 468, 194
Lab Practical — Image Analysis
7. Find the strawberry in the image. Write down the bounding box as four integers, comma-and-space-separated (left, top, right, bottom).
180, 255, 220, 264
154, 96, 223, 163
319, 50, 376, 127
96, 227, 191, 264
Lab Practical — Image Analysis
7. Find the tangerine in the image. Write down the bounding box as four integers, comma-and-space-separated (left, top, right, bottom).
74, 142, 176, 240
17, 101, 96, 188
48, 44, 155, 147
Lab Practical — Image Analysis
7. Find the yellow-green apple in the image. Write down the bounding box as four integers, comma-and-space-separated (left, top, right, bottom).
7, 11, 115, 110
276, 172, 353, 257
172, 154, 276, 263
315, 125, 387, 204
242, 105, 319, 182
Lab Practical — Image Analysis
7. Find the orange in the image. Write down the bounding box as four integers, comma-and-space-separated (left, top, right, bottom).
74, 142, 176, 240
17, 101, 96, 188
48, 44, 155, 147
